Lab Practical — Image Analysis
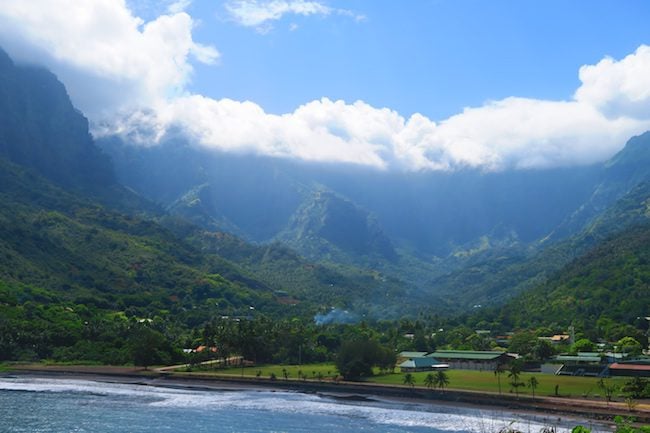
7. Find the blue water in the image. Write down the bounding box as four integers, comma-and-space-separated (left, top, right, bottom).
0, 376, 606, 433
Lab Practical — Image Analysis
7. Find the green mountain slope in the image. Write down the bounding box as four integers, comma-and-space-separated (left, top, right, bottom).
186, 228, 416, 315
424, 138, 650, 309
278, 189, 397, 263
0, 157, 291, 360
548, 131, 650, 240
487, 223, 650, 341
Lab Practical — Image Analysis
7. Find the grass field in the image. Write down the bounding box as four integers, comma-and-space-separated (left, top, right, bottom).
190, 363, 338, 380
370, 370, 628, 398
183, 363, 628, 398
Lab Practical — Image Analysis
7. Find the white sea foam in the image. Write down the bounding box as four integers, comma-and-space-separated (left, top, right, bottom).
0, 377, 606, 433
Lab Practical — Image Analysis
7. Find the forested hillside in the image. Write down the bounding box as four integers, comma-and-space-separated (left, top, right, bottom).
482, 223, 650, 343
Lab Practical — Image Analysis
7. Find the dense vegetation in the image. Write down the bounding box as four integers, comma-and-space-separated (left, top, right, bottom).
474, 223, 650, 342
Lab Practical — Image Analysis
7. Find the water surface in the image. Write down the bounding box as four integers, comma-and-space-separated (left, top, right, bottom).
0, 376, 606, 433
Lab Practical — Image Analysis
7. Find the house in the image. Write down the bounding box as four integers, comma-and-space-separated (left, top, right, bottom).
549, 334, 571, 344
425, 350, 515, 371
399, 357, 448, 372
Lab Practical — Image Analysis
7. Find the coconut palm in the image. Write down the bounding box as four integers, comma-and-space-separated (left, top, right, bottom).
403, 373, 416, 388
527, 376, 539, 400
434, 370, 450, 391
424, 373, 435, 389
508, 361, 524, 398
494, 365, 505, 395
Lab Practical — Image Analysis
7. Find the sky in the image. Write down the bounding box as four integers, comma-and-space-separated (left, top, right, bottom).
1, 0, 650, 171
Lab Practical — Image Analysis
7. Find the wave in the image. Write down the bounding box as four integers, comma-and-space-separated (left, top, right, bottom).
0, 377, 603, 433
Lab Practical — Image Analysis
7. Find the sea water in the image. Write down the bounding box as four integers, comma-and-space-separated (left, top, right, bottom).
0, 376, 606, 433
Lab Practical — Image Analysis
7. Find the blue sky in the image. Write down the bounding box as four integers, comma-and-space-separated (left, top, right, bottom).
1, 0, 650, 171
178, 0, 649, 119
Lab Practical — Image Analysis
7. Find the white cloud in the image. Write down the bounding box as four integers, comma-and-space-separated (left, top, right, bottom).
575, 45, 650, 119
224, 0, 363, 31
107, 93, 648, 171
0, 0, 217, 118
167, 0, 192, 14
0, 1, 649, 172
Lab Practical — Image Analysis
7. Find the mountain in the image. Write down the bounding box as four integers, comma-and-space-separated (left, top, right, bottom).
0, 155, 289, 361
278, 189, 397, 263
98, 136, 600, 255
425, 144, 650, 309
98, 134, 604, 302
478, 222, 650, 344
548, 131, 650, 240
0, 48, 417, 362
0, 49, 113, 190
98, 127, 650, 311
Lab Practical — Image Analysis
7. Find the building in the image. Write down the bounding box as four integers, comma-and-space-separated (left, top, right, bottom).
399, 356, 448, 372
608, 359, 650, 377
425, 350, 515, 371
553, 353, 605, 377
397, 351, 429, 362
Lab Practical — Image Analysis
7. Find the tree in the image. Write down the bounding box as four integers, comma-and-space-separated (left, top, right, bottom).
130, 325, 170, 370
508, 331, 537, 359
508, 361, 524, 397
527, 376, 539, 400
532, 339, 555, 362
336, 338, 390, 380
571, 338, 596, 354
616, 337, 643, 357
376, 346, 397, 373
403, 373, 416, 388
434, 370, 450, 391
494, 365, 505, 395
622, 377, 649, 399
597, 378, 618, 406
424, 373, 435, 389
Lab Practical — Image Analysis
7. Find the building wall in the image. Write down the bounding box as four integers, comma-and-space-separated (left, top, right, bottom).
443, 360, 499, 371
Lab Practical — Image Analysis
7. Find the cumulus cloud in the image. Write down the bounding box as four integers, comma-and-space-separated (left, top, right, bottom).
224, 0, 363, 32
0, 0, 217, 118
0, 1, 649, 171
575, 45, 650, 120
107, 93, 648, 171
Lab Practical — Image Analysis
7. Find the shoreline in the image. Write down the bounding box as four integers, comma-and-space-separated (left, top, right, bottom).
5, 364, 650, 428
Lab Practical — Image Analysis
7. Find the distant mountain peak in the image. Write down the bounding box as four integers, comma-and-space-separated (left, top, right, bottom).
279, 189, 397, 262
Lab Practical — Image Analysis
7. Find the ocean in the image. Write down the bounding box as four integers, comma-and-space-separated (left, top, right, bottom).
0, 376, 606, 433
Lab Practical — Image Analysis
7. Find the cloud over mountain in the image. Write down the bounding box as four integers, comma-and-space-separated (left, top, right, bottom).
0, 0, 218, 118
1, 1, 649, 171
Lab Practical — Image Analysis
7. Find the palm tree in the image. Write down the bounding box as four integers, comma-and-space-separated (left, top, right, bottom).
424, 373, 435, 389
508, 361, 524, 398
434, 370, 450, 391
527, 376, 539, 400
403, 373, 416, 388
494, 365, 505, 395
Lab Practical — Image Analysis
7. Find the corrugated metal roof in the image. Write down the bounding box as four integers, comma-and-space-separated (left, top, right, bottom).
398, 351, 429, 358
610, 363, 650, 371
399, 357, 441, 368
555, 355, 601, 363
426, 350, 509, 361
